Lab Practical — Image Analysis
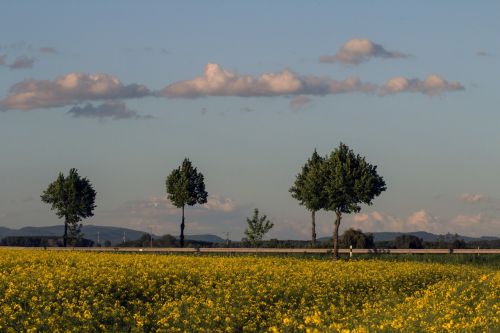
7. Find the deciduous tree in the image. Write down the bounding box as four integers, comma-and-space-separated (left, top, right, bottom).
41, 168, 96, 247
290, 149, 326, 246
322, 143, 386, 259
244, 208, 274, 247
166, 158, 208, 247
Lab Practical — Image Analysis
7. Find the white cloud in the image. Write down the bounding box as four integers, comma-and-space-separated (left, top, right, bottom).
161, 63, 375, 98
406, 210, 440, 232
451, 214, 482, 227
460, 193, 489, 203
289, 95, 311, 110
0, 72, 151, 111
351, 209, 441, 233
203, 194, 237, 212
449, 214, 500, 237
320, 38, 409, 65
67, 101, 153, 120
98, 194, 246, 237
8, 55, 35, 70
161, 63, 463, 99
348, 210, 499, 237
381, 74, 464, 95
353, 213, 369, 222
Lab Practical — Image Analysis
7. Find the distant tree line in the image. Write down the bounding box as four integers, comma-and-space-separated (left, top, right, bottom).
4, 230, 498, 249
1, 236, 94, 247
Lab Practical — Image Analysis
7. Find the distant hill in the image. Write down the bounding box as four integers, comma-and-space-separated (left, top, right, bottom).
318, 231, 499, 243
0, 225, 149, 246
0, 225, 225, 245
182, 234, 225, 243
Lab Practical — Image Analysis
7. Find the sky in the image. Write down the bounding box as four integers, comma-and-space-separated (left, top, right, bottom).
0, 1, 499, 240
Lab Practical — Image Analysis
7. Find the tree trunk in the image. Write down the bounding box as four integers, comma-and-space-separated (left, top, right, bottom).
180, 205, 185, 248
333, 211, 342, 259
63, 218, 68, 247
311, 210, 317, 247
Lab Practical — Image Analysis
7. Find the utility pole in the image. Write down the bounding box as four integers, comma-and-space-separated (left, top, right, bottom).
224, 232, 230, 247
123, 231, 126, 244
97, 232, 100, 246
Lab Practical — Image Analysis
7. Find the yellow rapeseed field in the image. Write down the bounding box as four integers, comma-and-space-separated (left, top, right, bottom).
0, 249, 498, 332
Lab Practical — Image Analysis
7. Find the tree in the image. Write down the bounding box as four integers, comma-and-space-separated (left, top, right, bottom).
394, 235, 423, 249
322, 143, 386, 259
290, 149, 326, 247
166, 158, 208, 248
41, 168, 96, 247
244, 208, 274, 247
340, 228, 374, 249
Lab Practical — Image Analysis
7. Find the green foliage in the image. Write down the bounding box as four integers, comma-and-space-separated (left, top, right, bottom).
322, 143, 386, 214
166, 158, 208, 247
290, 143, 385, 255
394, 235, 424, 249
322, 143, 386, 258
41, 168, 96, 247
166, 158, 208, 208
290, 149, 326, 212
290, 149, 326, 246
244, 208, 274, 247
341, 228, 375, 249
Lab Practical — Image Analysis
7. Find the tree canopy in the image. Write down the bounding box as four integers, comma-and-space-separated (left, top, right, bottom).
290, 149, 326, 246
166, 158, 208, 247
340, 228, 375, 249
322, 143, 386, 258
41, 168, 96, 247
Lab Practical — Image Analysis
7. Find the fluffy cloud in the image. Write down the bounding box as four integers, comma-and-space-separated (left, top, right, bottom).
98, 194, 245, 237
39, 47, 58, 54
0, 72, 151, 111
161, 63, 463, 99
8, 56, 35, 69
289, 95, 311, 110
460, 193, 489, 203
161, 63, 375, 98
381, 74, 464, 95
203, 194, 237, 212
450, 214, 500, 237
351, 210, 441, 233
320, 38, 409, 65
67, 101, 153, 120
350, 210, 499, 237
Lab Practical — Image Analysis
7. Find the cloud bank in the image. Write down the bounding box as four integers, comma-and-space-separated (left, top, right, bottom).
381, 74, 464, 95
320, 38, 409, 65
8, 56, 35, 69
0, 72, 151, 111
203, 194, 237, 212
99, 194, 244, 236
161, 63, 375, 98
161, 63, 463, 98
67, 101, 153, 120
350, 210, 499, 237
460, 193, 489, 203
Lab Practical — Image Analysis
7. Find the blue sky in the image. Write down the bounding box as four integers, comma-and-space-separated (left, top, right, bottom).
1, 1, 499, 239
